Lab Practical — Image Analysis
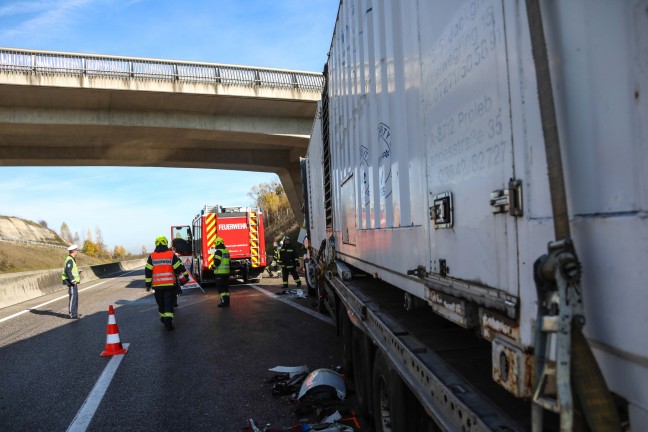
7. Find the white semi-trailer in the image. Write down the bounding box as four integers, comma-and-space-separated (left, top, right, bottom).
301, 1, 647, 431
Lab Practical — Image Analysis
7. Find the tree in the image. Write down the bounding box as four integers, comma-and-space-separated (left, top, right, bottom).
38, 220, 48, 228
98, 249, 112, 260
60, 222, 73, 243
82, 240, 98, 257
95, 226, 105, 255
141, 245, 148, 256
248, 180, 297, 246
113, 245, 127, 259
73, 232, 81, 245
86, 228, 93, 243
248, 180, 291, 226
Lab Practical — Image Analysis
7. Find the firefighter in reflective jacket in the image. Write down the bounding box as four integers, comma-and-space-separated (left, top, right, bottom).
279, 236, 301, 290
210, 236, 231, 308
145, 235, 189, 331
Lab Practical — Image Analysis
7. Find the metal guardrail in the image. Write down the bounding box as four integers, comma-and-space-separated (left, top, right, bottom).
0, 47, 325, 92
0, 236, 67, 249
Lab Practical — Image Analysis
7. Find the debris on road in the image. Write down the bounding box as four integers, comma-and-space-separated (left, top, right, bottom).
254, 366, 362, 431
271, 372, 308, 397
277, 288, 307, 299
268, 365, 310, 378
298, 368, 346, 401
246, 416, 357, 432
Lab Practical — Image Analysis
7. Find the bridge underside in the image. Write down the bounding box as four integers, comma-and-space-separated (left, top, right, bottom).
0, 79, 318, 220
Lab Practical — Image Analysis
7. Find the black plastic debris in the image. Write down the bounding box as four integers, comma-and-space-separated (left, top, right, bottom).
271, 372, 308, 396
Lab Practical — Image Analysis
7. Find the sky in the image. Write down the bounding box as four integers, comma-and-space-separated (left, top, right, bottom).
0, 0, 339, 253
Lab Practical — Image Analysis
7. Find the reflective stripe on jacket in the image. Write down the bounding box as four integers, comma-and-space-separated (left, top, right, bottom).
213, 248, 230, 275
61, 256, 80, 283
279, 246, 298, 268
151, 250, 176, 287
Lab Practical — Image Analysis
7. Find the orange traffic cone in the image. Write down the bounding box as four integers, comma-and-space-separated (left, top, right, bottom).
100, 305, 128, 357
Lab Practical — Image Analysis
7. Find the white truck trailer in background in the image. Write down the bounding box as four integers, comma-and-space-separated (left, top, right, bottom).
302, 1, 647, 430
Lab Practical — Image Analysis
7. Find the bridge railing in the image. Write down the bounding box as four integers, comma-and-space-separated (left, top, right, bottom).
0, 47, 324, 92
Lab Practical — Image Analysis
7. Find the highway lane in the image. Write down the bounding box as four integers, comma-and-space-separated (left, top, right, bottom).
0, 269, 346, 431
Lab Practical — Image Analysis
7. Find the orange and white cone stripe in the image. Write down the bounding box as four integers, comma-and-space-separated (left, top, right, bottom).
100, 305, 128, 357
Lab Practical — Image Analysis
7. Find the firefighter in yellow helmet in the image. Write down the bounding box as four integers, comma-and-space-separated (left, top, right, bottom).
145, 235, 189, 330
279, 236, 301, 291
210, 236, 231, 307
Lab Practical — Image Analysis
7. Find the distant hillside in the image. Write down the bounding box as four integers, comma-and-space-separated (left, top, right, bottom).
0, 215, 68, 247
0, 215, 108, 273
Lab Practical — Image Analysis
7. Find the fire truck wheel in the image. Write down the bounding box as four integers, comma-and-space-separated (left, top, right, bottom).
195, 259, 203, 284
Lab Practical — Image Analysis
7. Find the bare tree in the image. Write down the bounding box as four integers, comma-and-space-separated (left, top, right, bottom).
248, 180, 290, 226
73, 232, 81, 245
60, 222, 73, 243
95, 226, 105, 254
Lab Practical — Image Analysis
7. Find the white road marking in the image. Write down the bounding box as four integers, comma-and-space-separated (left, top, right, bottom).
250, 285, 334, 326
0, 269, 141, 324
66, 343, 130, 432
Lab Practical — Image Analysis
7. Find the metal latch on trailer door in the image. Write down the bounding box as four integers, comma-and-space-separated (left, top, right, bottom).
430, 192, 453, 229
490, 179, 523, 216
407, 265, 428, 278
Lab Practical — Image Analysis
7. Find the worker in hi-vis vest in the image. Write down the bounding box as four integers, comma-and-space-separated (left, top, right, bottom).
145, 236, 189, 331
62, 244, 82, 319
210, 236, 231, 308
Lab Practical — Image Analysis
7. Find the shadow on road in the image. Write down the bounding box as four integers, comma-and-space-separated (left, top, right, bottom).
28, 309, 70, 319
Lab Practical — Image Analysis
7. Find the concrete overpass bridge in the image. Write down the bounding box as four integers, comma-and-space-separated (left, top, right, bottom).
0, 47, 324, 220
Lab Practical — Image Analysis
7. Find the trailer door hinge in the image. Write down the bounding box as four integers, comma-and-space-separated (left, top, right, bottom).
490, 179, 523, 216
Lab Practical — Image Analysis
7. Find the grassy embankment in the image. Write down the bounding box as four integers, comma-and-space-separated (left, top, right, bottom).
0, 242, 124, 274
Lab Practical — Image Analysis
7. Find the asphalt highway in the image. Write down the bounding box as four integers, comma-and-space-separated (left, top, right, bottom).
0, 269, 359, 431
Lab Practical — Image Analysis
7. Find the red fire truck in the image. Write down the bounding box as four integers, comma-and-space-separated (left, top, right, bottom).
190, 205, 266, 284
170, 225, 193, 272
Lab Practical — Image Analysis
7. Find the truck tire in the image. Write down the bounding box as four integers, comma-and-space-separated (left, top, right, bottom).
337, 303, 354, 378
243, 268, 249, 284
372, 351, 412, 432
316, 279, 327, 314
352, 327, 373, 417
305, 260, 317, 297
